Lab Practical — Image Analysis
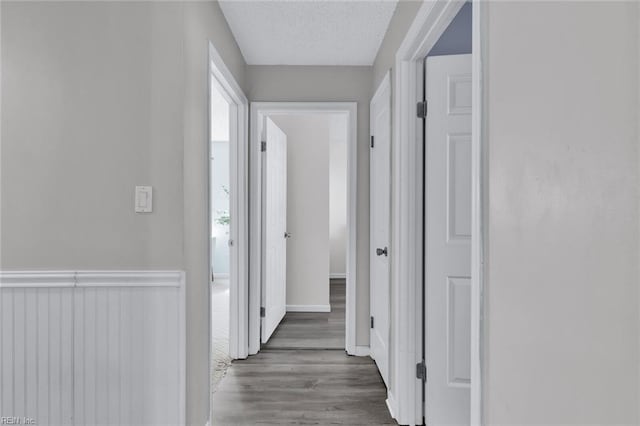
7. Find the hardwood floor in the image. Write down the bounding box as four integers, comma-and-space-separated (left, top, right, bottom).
264, 280, 345, 349
211, 279, 396, 425
212, 350, 395, 425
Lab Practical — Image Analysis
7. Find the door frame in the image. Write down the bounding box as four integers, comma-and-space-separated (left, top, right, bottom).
249, 102, 358, 355
207, 40, 249, 365
390, 1, 485, 425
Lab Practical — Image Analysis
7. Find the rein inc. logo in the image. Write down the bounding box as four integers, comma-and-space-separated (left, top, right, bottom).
1, 418, 36, 425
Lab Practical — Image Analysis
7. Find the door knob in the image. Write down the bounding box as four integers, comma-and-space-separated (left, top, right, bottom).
376, 247, 388, 257
284, 232, 292, 239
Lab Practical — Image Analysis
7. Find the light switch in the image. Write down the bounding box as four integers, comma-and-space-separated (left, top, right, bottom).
135, 186, 153, 213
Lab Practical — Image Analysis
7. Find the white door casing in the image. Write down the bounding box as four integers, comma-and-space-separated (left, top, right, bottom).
369, 72, 392, 387
261, 117, 288, 343
424, 53, 472, 425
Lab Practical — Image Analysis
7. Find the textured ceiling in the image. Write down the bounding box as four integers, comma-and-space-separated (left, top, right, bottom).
219, 1, 399, 66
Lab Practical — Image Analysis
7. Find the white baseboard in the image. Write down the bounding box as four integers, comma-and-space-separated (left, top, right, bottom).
329, 273, 346, 280
352, 345, 370, 357
385, 391, 397, 420
286, 304, 331, 313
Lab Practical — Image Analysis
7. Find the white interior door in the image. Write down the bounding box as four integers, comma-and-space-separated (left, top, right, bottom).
424, 54, 472, 425
261, 117, 288, 344
369, 74, 391, 387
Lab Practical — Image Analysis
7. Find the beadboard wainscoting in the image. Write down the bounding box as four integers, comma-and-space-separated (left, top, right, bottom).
0, 271, 186, 426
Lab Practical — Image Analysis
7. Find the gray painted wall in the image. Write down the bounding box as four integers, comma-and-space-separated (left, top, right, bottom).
484, 2, 639, 423
1, 1, 185, 270
372, 0, 421, 91
428, 1, 471, 57
247, 65, 373, 346
1, 2, 247, 425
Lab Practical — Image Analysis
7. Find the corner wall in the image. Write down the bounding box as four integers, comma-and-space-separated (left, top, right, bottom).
1, 2, 248, 425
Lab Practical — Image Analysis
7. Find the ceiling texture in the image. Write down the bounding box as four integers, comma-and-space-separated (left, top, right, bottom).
219, 0, 399, 66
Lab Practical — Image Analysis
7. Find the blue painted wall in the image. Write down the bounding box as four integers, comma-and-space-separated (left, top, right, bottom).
428, 2, 472, 57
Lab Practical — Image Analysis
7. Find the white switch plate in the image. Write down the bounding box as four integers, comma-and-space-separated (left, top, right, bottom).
135, 186, 153, 213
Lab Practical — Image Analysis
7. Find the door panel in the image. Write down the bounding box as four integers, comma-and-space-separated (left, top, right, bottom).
261, 117, 288, 344
425, 54, 472, 425
369, 75, 391, 387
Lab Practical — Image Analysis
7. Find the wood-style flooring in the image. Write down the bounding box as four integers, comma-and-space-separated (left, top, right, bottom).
264, 280, 345, 349
212, 280, 396, 425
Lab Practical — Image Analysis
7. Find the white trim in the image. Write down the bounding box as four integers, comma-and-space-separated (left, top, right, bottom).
392, 0, 484, 425
286, 304, 331, 313
213, 273, 230, 280
0, 270, 184, 288
386, 392, 398, 420
329, 273, 346, 280
208, 41, 249, 364
470, 1, 486, 424
352, 345, 370, 357
249, 102, 358, 356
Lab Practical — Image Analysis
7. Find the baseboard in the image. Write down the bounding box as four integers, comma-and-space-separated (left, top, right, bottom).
385, 391, 397, 420
352, 345, 370, 357
286, 304, 331, 313
329, 273, 346, 280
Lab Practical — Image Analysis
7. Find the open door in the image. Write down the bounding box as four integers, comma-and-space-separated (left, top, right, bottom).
369, 74, 391, 386
261, 117, 288, 344
424, 53, 472, 425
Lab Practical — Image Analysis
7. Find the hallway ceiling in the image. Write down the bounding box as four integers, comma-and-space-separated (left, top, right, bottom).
219, 1, 399, 66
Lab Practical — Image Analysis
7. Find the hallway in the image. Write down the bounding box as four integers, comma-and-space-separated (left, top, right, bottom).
211, 281, 395, 425
264, 280, 346, 349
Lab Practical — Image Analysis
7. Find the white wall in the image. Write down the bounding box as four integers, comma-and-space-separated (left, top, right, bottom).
247, 65, 372, 345
329, 114, 348, 278
270, 114, 331, 308
1, 2, 248, 425
484, 2, 639, 423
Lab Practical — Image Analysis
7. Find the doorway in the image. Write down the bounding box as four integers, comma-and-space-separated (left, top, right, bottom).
390, 0, 484, 424
249, 103, 358, 355
207, 41, 249, 415
421, 3, 473, 424
209, 77, 232, 392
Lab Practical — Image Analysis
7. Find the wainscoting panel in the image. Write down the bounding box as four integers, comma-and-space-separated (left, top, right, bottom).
0, 271, 185, 426
0, 286, 75, 425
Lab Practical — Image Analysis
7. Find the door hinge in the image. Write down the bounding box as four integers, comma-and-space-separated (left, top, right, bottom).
416, 361, 427, 382
370, 316, 374, 329
261, 141, 267, 152
417, 101, 428, 119
260, 307, 266, 318
370, 135, 375, 148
